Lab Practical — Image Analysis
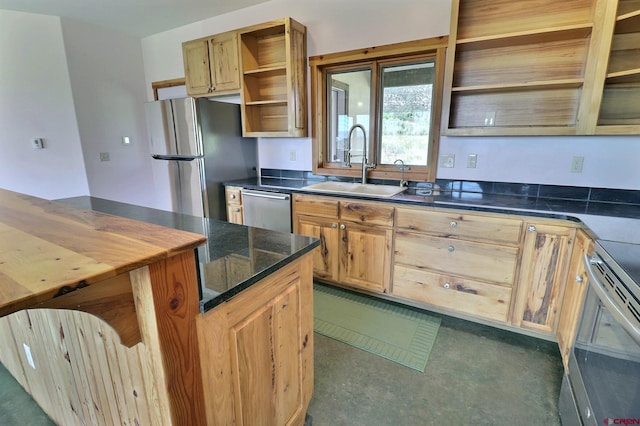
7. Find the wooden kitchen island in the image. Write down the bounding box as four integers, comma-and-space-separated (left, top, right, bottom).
0, 189, 318, 425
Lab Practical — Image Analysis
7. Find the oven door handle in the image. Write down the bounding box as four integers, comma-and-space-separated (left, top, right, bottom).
584, 254, 640, 345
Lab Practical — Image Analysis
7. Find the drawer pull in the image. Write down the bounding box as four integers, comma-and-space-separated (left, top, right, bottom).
450, 220, 457, 228
447, 245, 455, 252
443, 282, 451, 289
528, 225, 536, 232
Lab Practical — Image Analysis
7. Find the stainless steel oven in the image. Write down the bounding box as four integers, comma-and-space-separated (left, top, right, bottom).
559, 240, 640, 425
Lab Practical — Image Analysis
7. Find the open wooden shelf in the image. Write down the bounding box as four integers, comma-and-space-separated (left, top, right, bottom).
444, 0, 640, 136
239, 18, 307, 137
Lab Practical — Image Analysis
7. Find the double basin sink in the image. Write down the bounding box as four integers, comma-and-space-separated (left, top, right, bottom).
302, 181, 407, 198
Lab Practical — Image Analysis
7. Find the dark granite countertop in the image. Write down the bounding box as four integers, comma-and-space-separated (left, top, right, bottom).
57, 196, 320, 312
225, 177, 640, 222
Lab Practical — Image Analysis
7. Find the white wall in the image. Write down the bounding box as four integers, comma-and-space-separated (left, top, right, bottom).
142, 0, 640, 190
0, 10, 89, 199
61, 19, 156, 206
141, 0, 450, 176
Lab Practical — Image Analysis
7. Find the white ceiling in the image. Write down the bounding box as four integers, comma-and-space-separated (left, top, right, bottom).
0, 0, 271, 38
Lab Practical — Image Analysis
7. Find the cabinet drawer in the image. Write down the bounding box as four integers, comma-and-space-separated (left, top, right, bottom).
396, 207, 522, 245
226, 186, 242, 205
340, 201, 394, 227
393, 265, 512, 323
293, 195, 339, 218
395, 232, 519, 285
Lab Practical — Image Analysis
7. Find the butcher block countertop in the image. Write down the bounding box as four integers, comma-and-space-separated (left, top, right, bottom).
0, 188, 206, 317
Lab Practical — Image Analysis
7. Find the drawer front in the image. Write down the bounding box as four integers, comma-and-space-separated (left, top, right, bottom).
395, 232, 519, 285
340, 201, 394, 227
393, 265, 512, 323
293, 194, 339, 218
396, 207, 522, 245
225, 186, 242, 205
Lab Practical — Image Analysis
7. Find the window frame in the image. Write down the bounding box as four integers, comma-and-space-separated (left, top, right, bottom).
310, 36, 448, 182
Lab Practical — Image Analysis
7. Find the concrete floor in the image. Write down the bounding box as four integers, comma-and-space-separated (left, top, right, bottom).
308, 308, 564, 426
0, 303, 563, 426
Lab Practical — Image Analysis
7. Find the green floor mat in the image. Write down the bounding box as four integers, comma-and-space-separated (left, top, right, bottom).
313, 283, 441, 372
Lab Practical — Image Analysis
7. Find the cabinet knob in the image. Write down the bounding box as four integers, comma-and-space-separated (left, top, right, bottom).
340, 224, 346, 230
527, 225, 536, 232
234, 208, 240, 212
332, 223, 338, 229
447, 245, 455, 252
575, 275, 584, 283
231, 194, 236, 199
443, 283, 451, 289
211, 86, 215, 91
450, 220, 458, 228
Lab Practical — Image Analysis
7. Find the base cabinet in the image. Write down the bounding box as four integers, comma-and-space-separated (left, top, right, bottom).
225, 186, 244, 224
196, 254, 314, 426
292, 194, 394, 294
393, 207, 521, 324
512, 222, 576, 335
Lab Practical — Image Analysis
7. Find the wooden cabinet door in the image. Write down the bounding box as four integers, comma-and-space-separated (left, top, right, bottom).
197, 256, 314, 426
294, 214, 339, 282
513, 223, 575, 335
556, 229, 591, 368
339, 221, 392, 293
183, 38, 213, 96
227, 205, 244, 224
208, 31, 240, 93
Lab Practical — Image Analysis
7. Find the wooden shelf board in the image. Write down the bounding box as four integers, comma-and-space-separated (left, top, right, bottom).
607, 68, 640, 79
451, 79, 584, 93
456, 25, 592, 52
243, 64, 287, 75
617, 1, 640, 21
245, 99, 287, 106
444, 126, 578, 136
595, 124, 640, 134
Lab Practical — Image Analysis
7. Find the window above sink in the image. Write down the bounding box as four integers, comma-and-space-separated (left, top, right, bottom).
309, 36, 449, 184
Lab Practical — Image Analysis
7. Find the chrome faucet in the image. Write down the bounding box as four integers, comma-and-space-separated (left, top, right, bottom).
394, 159, 409, 187
347, 124, 375, 184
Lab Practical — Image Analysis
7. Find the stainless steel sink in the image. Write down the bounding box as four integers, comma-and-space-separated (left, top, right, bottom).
302, 181, 407, 198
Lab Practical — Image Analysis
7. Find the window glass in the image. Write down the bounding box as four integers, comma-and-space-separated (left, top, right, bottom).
379, 61, 434, 166
326, 68, 371, 164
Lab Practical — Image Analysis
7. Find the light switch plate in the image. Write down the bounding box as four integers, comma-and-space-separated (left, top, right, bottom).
439, 154, 455, 168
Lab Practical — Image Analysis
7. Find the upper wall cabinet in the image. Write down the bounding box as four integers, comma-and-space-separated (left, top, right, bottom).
442, 0, 640, 136
183, 30, 241, 97
238, 18, 307, 137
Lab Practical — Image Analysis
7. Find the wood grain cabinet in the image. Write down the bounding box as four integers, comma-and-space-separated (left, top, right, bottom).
182, 30, 241, 97
512, 222, 576, 335
238, 18, 307, 137
393, 207, 522, 323
292, 194, 394, 294
556, 229, 592, 368
443, 0, 640, 135
196, 253, 314, 426
225, 186, 244, 224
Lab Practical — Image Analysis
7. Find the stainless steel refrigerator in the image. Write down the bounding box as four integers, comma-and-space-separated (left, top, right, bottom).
144, 97, 256, 220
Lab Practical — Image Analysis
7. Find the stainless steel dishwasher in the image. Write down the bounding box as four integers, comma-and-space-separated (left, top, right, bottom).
241, 189, 292, 233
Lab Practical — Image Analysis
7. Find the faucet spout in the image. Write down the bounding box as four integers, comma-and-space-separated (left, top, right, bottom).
347, 124, 375, 184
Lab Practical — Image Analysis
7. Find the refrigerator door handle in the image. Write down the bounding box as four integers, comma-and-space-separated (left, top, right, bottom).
152, 154, 199, 161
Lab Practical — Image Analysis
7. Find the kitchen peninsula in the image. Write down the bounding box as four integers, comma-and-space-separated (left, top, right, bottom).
0, 188, 318, 425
